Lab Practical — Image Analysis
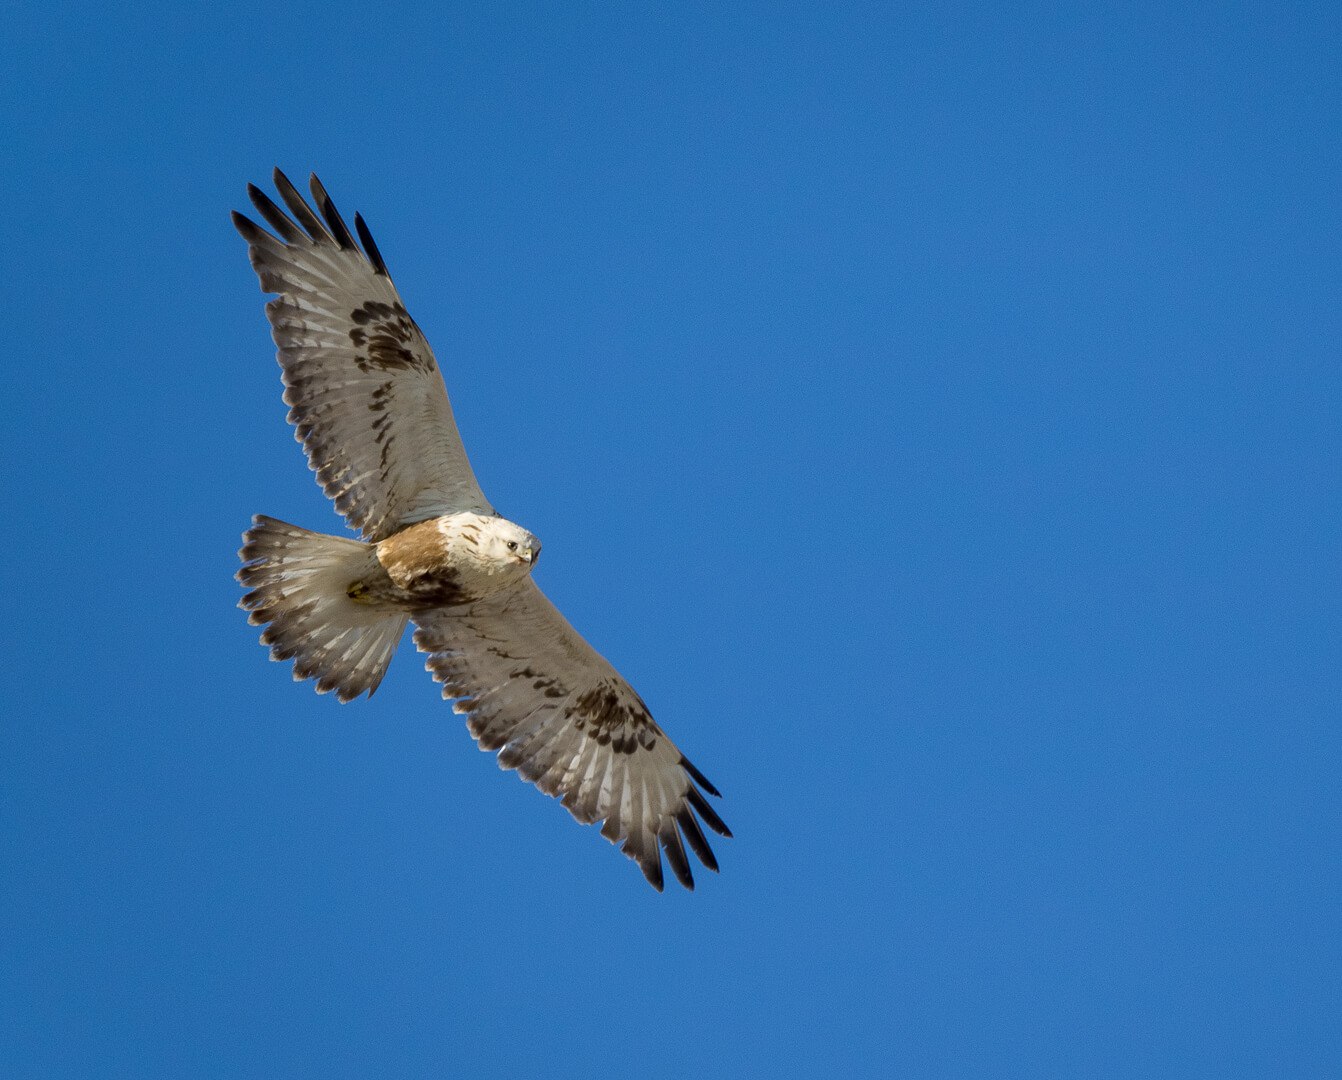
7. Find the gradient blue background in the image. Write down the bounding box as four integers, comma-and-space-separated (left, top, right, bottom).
3, 3, 1338, 1077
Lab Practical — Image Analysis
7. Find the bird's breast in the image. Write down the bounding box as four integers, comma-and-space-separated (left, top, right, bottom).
372, 518, 474, 609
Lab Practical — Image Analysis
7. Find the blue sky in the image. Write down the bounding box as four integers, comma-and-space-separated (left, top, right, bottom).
3, 2, 1338, 1077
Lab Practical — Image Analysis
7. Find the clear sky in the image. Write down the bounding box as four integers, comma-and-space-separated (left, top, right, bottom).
3, 2, 1338, 1077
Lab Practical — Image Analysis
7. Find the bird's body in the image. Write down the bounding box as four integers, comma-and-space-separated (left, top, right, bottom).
361, 513, 540, 611
233, 170, 728, 890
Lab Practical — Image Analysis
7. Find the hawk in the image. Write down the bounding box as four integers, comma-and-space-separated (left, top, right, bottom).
234, 170, 729, 891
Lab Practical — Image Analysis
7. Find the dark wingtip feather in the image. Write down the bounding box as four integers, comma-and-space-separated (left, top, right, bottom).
638, 853, 665, 892
272, 168, 328, 242
676, 806, 719, 872
309, 173, 356, 249
660, 820, 695, 890
680, 755, 721, 798
686, 785, 732, 838
232, 210, 268, 244
247, 183, 305, 244
354, 212, 390, 277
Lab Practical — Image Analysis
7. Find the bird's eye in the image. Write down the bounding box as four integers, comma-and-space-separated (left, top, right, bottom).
506, 541, 518, 551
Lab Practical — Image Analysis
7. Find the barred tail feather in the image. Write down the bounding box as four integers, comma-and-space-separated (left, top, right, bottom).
237, 515, 407, 702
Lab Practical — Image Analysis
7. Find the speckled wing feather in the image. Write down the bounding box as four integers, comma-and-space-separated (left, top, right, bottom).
413, 580, 730, 891
234, 170, 493, 541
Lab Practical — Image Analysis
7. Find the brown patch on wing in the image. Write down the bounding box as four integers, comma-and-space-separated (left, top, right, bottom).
573, 681, 657, 753
499, 664, 568, 700
349, 301, 434, 374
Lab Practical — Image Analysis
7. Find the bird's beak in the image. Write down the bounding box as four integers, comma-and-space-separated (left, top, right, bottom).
527, 544, 541, 566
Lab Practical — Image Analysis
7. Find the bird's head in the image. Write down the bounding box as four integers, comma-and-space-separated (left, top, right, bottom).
482, 517, 541, 573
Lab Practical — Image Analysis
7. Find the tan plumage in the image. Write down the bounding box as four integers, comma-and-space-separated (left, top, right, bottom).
234, 170, 729, 890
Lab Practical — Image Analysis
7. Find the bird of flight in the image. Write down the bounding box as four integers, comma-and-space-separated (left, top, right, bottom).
233, 171, 729, 891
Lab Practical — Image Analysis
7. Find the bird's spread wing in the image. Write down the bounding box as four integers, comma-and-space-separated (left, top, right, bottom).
234, 170, 493, 540
413, 581, 730, 891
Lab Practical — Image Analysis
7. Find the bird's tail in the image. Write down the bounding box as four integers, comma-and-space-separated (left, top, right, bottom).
237, 515, 408, 702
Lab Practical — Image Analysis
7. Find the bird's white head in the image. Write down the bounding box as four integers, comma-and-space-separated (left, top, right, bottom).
482, 516, 542, 571
434, 512, 542, 591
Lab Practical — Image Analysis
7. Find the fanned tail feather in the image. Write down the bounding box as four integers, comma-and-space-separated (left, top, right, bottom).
237, 515, 407, 701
